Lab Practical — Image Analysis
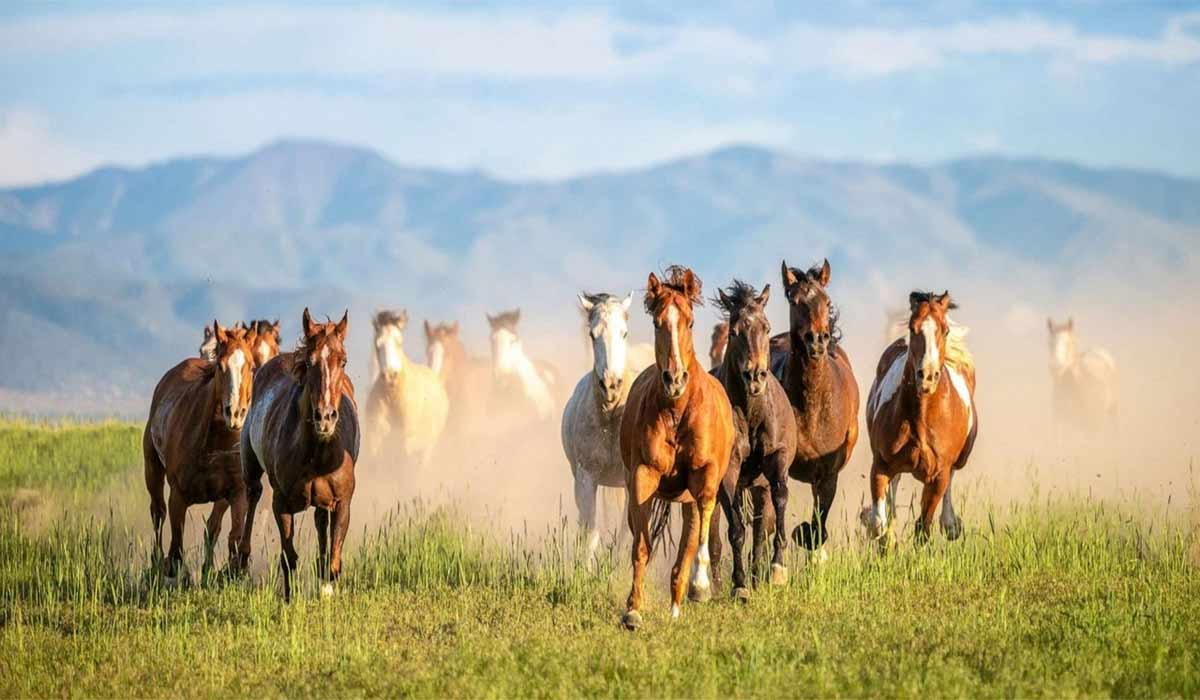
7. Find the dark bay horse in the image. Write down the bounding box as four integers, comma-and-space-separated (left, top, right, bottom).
619, 266, 734, 629
240, 309, 360, 600
770, 259, 860, 559
710, 280, 796, 598
145, 321, 256, 581
864, 291, 977, 545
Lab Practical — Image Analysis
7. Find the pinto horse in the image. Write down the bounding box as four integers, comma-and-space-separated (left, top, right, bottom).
364, 309, 449, 466
710, 280, 796, 598
239, 309, 360, 600
619, 266, 734, 629
770, 259, 860, 557
864, 291, 977, 545
562, 292, 637, 563
145, 321, 256, 580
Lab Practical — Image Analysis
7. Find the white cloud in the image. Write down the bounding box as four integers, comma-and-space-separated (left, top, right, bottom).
0, 109, 98, 187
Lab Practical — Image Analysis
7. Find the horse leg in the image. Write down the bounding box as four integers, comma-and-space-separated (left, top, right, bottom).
272, 494, 299, 602
325, 499, 352, 595
314, 507, 331, 582
225, 485, 248, 576
939, 474, 963, 541
236, 433, 264, 572
686, 466, 720, 605
915, 471, 950, 545
202, 499, 229, 579
622, 465, 657, 630
767, 460, 791, 584
795, 469, 838, 557
165, 489, 188, 583
142, 430, 166, 565
719, 481, 749, 600
749, 485, 770, 586
573, 469, 600, 566
707, 497, 723, 593
862, 460, 895, 551
673, 501, 701, 616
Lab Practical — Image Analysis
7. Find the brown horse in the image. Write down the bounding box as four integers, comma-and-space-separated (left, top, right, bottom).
864, 291, 977, 545
424, 320, 492, 434
710, 280, 796, 599
619, 266, 734, 629
709, 321, 729, 369
770, 259, 859, 558
239, 309, 359, 600
246, 319, 281, 367
145, 321, 256, 581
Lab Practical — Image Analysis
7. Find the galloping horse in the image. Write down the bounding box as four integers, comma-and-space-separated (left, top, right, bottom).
424, 320, 492, 434
709, 321, 730, 369
864, 291, 977, 545
239, 309, 359, 600
770, 259, 860, 557
488, 309, 559, 421
246, 319, 282, 367
145, 321, 256, 581
364, 310, 449, 466
619, 267, 734, 629
1047, 317, 1118, 435
562, 292, 637, 563
710, 280, 796, 598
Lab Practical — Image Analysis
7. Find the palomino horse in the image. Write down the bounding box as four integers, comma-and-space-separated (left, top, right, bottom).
562, 292, 638, 563
710, 280, 796, 598
424, 320, 492, 434
488, 309, 559, 421
246, 319, 282, 367
770, 259, 860, 557
145, 321, 256, 580
864, 291, 977, 545
619, 266, 734, 629
364, 309, 449, 466
709, 321, 729, 369
1047, 317, 1118, 435
240, 309, 360, 600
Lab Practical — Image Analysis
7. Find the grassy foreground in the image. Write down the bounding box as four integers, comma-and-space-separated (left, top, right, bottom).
1, 419, 1198, 698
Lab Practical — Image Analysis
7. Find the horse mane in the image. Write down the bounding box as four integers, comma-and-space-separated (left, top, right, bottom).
374, 309, 407, 328
490, 309, 521, 331
247, 319, 278, 336
712, 279, 759, 318
645, 265, 704, 314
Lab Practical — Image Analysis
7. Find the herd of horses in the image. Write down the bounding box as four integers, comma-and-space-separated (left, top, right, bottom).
144, 259, 1116, 626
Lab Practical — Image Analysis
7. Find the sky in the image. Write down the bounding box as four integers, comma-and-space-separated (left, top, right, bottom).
1, 1, 1198, 187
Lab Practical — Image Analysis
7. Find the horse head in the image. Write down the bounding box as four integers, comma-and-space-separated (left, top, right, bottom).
1047, 316, 1077, 372
487, 308, 523, 377
782, 258, 835, 361
424, 320, 460, 379
715, 280, 772, 397
372, 309, 408, 382
247, 319, 281, 368
299, 307, 349, 441
908, 291, 956, 395
210, 321, 255, 430
579, 291, 634, 409
645, 266, 702, 401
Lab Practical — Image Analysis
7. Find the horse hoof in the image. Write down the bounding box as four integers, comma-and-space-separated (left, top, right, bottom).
162, 574, 182, 589
770, 563, 789, 585
942, 517, 964, 541
688, 584, 712, 603
621, 610, 643, 631
320, 582, 335, 598
732, 587, 751, 603
807, 547, 831, 567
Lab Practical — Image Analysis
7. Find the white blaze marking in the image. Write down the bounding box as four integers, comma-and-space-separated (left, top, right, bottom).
226, 349, 246, 412
869, 353, 905, 420
920, 318, 940, 380
376, 326, 404, 378
592, 302, 628, 384
428, 341, 445, 377
947, 366, 974, 433
666, 305, 682, 374
320, 345, 332, 405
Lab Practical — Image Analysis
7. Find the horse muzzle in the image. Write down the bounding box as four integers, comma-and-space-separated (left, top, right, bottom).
313, 406, 339, 440
741, 368, 770, 396
916, 368, 942, 394
223, 405, 248, 430
661, 370, 688, 400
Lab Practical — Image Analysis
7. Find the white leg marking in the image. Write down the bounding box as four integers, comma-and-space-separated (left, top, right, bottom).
670, 603, 681, 619
690, 540, 712, 592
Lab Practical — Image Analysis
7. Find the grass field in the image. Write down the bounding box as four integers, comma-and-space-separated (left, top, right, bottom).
1, 419, 1198, 698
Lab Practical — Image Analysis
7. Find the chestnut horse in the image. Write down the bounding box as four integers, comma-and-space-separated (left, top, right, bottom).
239, 309, 359, 600
710, 280, 796, 599
864, 291, 977, 545
246, 319, 282, 367
145, 321, 256, 581
709, 321, 729, 370
424, 320, 492, 435
619, 266, 734, 629
770, 259, 859, 558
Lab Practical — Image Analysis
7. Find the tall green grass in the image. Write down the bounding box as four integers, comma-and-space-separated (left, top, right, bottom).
0, 418, 140, 492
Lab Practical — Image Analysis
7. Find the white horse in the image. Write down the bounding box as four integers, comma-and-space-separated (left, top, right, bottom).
1048, 317, 1118, 435
561, 292, 641, 562
364, 309, 449, 467
487, 309, 559, 421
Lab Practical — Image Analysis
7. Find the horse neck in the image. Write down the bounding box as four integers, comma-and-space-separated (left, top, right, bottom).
719, 346, 752, 409
786, 346, 832, 410
294, 382, 343, 461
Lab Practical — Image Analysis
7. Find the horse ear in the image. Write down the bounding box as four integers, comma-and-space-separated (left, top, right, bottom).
815, 259, 831, 287
908, 292, 923, 312
214, 320, 228, 343
757, 284, 771, 306
424, 319, 433, 339
578, 293, 593, 312
302, 308, 318, 337
203, 326, 213, 341
718, 287, 732, 309
646, 272, 661, 296
486, 313, 497, 329
622, 291, 634, 311
335, 311, 349, 338
272, 319, 280, 333
683, 269, 701, 301
934, 291, 953, 311
398, 310, 408, 329
781, 260, 799, 289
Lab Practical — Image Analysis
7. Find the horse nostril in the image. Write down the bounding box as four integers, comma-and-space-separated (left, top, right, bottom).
662, 371, 672, 385
680, 371, 689, 383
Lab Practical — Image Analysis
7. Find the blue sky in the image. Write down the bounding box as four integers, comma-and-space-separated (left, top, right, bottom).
1, 1, 1198, 186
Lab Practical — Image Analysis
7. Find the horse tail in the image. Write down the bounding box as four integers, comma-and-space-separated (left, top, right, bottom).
649, 498, 675, 551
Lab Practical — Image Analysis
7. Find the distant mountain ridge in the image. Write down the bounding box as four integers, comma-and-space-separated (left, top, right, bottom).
1, 140, 1197, 411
